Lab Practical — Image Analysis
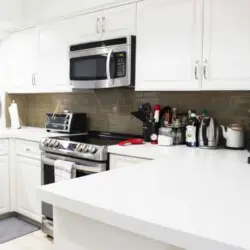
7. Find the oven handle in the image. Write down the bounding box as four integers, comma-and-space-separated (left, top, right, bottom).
106, 49, 113, 86
41, 155, 56, 166
41, 155, 103, 173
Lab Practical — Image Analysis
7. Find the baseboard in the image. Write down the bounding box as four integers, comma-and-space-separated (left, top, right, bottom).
0, 212, 42, 229
15, 213, 42, 229
0, 212, 17, 221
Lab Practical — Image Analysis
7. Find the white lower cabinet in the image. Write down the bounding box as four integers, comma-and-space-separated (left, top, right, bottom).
16, 156, 42, 222
110, 154, 151, 170
0, 155, 9, 215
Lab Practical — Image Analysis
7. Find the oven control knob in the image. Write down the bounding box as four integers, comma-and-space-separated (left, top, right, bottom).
43, 139, 49, 146
76, 144, 83, 152
89, 146, 97, 154
49, 139, 55, 147
82, 144, 89, 153
45, 139, 51, 146
54, 140, 60, 148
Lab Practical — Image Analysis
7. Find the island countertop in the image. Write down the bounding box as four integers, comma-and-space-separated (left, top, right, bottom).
37, 147, 250, 250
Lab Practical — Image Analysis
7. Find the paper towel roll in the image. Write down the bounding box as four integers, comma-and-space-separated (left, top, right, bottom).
9, 100, 21, 129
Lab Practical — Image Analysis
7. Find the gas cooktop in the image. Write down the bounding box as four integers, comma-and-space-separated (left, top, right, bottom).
40, 131, 141, 162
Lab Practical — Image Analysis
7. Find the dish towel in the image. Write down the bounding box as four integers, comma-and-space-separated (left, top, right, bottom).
54, 160, 75, 182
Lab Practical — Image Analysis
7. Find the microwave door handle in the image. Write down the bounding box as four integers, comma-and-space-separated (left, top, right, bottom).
106, 49, 113, 86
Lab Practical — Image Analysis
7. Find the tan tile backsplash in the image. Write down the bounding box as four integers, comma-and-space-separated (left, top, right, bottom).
6, 89, 250, 134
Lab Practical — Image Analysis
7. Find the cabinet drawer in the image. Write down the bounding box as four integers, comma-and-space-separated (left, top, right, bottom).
16, 140, 41, 159
110, 154, 150, 170
0, 139, 9, 155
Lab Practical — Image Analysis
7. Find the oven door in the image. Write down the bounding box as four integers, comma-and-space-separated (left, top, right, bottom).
70, 44, 131, 89
41, 153, 107, 237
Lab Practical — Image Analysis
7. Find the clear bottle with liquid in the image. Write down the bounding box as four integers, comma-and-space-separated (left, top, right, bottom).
186, 111, 200, 147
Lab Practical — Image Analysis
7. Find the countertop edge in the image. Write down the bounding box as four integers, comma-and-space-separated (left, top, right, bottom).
36, 178, 245, 250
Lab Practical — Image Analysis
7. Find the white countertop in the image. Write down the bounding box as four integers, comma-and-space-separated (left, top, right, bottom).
37, 146, 250, 250
0, 127, 62, 141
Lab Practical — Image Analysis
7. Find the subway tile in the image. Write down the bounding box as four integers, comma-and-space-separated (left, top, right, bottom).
6, 90, 250, 133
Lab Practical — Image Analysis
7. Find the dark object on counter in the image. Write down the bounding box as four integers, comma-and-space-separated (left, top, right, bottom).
143, 121, 158, 143
186, 111, 200, 147
131, 110, 149, 123
160, 106, 172, 127
46, 112, 87, 133
199, 117, 219, 149
132, 103, 161, 143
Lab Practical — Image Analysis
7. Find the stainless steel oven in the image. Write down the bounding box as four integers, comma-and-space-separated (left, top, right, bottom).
41, 152, 106, 238
69, 36, 136, 89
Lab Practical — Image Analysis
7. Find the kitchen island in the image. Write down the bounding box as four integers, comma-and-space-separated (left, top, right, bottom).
37, 147, 250, 250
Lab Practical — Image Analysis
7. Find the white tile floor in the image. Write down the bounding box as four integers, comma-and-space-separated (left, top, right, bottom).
0, 231, 54, 250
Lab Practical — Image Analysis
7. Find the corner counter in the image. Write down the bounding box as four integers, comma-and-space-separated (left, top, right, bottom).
37, 146, 250, 250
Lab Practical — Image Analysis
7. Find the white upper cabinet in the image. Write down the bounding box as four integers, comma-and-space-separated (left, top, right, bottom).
70, 4, 136, 45
202, 0, 250, 90
5, 28, 38, 93
101, 4, 136, 40
37, 19, 74, 92
136, 0, 203, 91
69, 11, 103, 44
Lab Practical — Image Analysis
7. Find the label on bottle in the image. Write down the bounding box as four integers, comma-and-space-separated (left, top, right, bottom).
186, 125, 197, 144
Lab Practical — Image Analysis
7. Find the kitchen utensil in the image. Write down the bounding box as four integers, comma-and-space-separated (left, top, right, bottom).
131, 111, 148, 123
118, 138, 144, 146
221, 124, 244, 149
140, 103, 152, 121
199, 116, 219, 149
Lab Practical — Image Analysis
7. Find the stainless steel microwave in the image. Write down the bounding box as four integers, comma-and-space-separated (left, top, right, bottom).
69, 36, 136, 89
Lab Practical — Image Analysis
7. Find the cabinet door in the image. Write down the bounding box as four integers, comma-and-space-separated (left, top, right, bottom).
102, 3, 136, 40
202, 0, 250, 90
16, 156, 42, 222
69, 11, 102, 45
5, 28, 38, 93
0, 155, 9, 215
136, 0, 203, 91
110, 154, 150, 170
37, 19, 73, 92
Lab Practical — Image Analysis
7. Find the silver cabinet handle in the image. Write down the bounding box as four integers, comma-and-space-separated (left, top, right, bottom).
32, 73, 35, 86
203, 59, 208, 79
102, 17, 106, 33
106, 49, 113, 86
33, 73, 37, 85
26, 148, 31, 152
194, 60, 199, 80
96, 18, 101, 34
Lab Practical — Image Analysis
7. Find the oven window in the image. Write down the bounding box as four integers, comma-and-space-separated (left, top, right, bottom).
43, 164, 55, 185
70, 54, 115, 81
76, 170, 94, 178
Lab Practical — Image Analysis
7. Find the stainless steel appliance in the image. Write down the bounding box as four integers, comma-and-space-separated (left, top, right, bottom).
40, 131, 140, 238
46, 112, 87, 133
199, 117, 219, 149
70, 36, 136, 89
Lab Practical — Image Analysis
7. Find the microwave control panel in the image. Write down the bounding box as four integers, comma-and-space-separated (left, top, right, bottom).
114, 52, 126, 78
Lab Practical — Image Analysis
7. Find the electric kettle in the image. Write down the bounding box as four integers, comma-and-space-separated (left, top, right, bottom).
221, 124, 244, 149
199, 117, 219, 149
